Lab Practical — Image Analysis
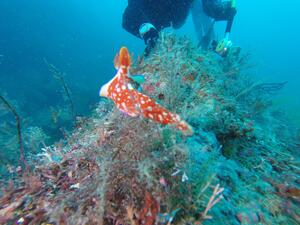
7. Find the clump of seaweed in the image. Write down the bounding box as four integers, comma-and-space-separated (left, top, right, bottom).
44, 59, 76, 120
0, 33, 299, 225
0, 94, 27, 170
0, 92, 52, 181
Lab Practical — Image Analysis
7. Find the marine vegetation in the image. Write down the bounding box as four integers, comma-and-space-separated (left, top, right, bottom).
0, 95, 26, 169
44, 59, 76, 121
0, 33, 299, 225
0, 60, 77, 178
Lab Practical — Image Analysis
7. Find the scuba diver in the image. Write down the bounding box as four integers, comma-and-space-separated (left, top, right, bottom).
192, 0, 237, 56
122, 0, 237, 56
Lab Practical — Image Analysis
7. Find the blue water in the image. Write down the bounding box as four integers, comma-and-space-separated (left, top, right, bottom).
1, 1, 299, 126
233, 1, 300, 119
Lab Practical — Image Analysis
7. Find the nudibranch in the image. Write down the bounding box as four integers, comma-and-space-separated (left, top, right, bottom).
99, 47, 193, 135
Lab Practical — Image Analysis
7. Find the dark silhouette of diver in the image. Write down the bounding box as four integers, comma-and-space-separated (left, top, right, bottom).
122, 0, 237, 56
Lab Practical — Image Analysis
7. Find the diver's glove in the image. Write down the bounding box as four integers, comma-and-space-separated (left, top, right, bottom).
139, 23, 159, 56
215, 38, 233, 57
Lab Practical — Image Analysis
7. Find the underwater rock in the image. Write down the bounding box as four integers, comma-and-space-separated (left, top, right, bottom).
0, 33, 299, 225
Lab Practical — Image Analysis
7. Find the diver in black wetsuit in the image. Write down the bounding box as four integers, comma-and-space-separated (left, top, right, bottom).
122, 0, 193, 55
122, 0, 237, 56
193, 0, 237, 56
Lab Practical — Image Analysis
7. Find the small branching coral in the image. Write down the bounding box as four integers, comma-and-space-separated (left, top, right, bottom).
200, 183, 224, 221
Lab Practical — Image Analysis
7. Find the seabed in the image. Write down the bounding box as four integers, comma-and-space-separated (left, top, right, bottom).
0, 33, 299, 225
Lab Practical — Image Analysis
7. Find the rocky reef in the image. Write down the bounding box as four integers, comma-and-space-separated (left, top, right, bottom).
0, 33, 299, 225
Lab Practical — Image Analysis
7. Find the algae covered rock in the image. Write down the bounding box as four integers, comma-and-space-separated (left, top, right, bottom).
0, 33, 299, 225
